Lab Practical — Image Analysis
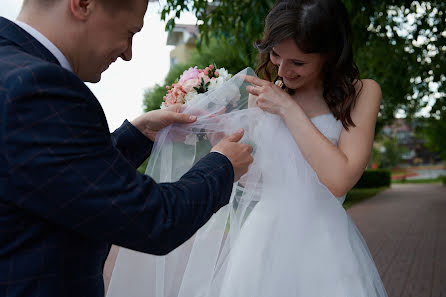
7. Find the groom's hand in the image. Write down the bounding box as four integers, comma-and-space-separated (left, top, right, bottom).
131, 104, 197, 141
212, 129, 253, 182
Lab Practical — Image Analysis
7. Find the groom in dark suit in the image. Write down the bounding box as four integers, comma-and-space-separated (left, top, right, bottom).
0, 0, 253, 296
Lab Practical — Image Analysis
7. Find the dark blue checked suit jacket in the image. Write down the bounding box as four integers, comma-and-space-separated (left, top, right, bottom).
0, 17, 234, 297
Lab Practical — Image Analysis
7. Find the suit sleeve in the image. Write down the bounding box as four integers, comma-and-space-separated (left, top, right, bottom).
3, 64, 234, 255
110, 120, 153, 168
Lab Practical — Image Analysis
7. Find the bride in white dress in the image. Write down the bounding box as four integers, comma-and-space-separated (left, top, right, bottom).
107, 0, 388, 296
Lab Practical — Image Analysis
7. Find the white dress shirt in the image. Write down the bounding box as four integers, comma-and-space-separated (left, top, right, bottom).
14, 20, 73, 72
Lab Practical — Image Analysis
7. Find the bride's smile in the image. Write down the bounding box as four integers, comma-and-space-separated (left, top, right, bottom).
270, 38, 325, 91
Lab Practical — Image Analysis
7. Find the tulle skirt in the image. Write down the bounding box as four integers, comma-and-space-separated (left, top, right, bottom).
106, 68, 388, 297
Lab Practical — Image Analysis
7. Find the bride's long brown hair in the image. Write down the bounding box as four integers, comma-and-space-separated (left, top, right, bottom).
256, 0, 361, 129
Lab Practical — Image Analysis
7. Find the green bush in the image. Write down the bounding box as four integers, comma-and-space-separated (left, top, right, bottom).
343, 187, 387, 209
440, 175, 446, 185
353, 169, 391, 189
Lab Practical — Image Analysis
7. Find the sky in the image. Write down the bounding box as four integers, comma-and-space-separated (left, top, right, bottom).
0, 1, 195, 131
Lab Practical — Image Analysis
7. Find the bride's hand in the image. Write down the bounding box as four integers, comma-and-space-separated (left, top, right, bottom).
244, 75, 296, 117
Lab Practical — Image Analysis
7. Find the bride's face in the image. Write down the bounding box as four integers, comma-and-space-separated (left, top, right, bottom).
270, 38, 325, 90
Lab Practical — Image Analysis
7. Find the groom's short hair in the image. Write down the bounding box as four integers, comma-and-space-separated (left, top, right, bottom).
23, 0, 134, 13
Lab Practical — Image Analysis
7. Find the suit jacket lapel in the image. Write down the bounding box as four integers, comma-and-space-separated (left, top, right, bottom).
0, 17, 60, 66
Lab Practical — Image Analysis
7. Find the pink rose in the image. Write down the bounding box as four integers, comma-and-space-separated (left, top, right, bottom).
179, 66, 200, 82
181, 78, 201, 93
164, 93, 177, 107
198, 72, 210, 84
164, 84, 188, 106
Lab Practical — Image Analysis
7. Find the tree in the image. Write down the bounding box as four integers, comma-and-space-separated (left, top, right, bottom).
379, 136, 409, 168
423, 111, 446, 161
161, 0, 273, 66
158, 0, 445, 128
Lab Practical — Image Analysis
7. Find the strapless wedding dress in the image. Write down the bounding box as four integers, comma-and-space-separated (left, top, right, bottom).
107, 69, 388, 297
215, 113, 387, 297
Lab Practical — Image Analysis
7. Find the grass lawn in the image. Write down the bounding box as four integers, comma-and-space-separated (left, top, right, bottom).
343, 187, 388, 210
391, 170, 411, 176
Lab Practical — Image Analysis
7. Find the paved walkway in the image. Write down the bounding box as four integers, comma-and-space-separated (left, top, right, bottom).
104, 183, 446, 296
347, 184, 446, 297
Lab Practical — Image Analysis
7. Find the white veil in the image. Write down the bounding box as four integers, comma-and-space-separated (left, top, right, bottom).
106, 67, 388, 297
107, 68, 265, 297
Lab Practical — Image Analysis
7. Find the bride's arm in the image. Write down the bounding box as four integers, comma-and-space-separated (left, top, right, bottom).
245, 76, 382, 197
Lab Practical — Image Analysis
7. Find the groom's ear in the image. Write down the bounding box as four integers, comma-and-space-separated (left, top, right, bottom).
69, 0, 96, 21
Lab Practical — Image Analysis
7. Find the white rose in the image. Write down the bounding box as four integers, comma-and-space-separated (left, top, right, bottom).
216, 68, 231, 80
184, 91, 198, 103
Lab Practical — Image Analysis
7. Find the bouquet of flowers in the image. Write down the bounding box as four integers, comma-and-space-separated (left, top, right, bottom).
161, 64, 232, 109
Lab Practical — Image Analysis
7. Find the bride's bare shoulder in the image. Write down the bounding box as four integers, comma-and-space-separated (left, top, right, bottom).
347, 79, 382, 124
355, 79, 382, 103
